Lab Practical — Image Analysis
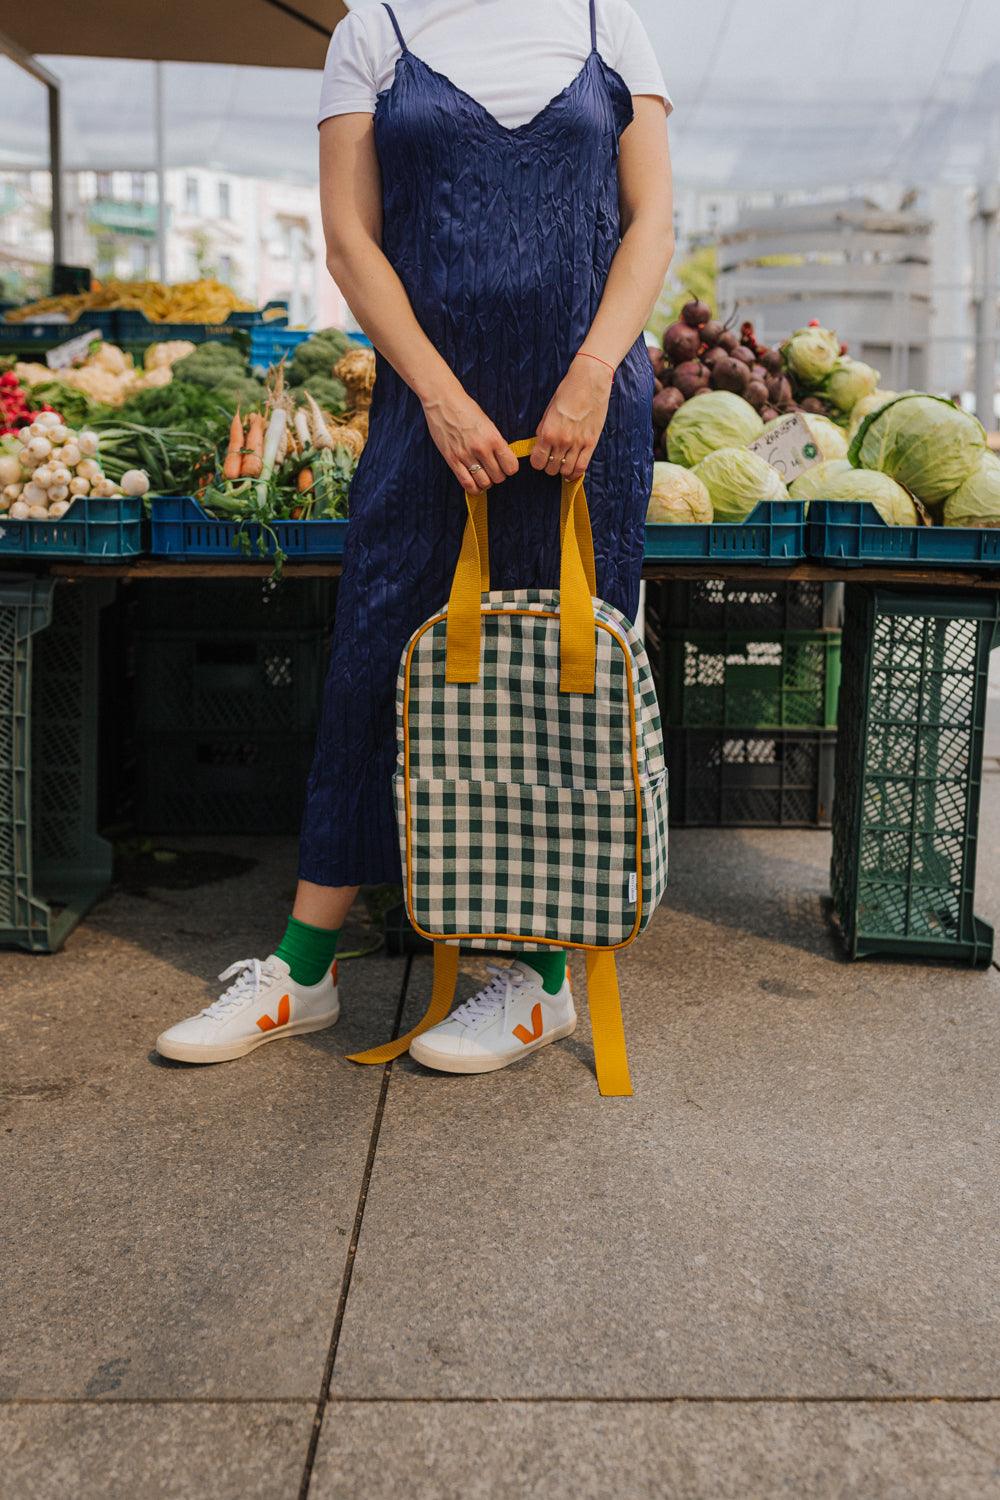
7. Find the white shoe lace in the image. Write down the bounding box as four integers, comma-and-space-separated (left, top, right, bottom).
201, 957, 277, 1020
450, 963, 526, 1029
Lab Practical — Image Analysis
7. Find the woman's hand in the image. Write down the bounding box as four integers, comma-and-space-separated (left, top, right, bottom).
532, 355, 614, 480
421, 381, 520, 493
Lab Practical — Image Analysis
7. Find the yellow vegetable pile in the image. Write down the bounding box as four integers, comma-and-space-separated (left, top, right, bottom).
7, 278, 254, 325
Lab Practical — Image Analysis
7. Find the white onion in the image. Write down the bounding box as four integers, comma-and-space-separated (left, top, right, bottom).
59, 443, 81, 467
9, 499, 30, 519
120, 469, 150, 497
0, 454, 21, 486
28, 504, 50, 520
27, 436, 52, 461
69, 476, 90, 496
47, 484, 69, 502
22, 482, 47, 506
48, 499, 71, 519
77, 431, 100, 457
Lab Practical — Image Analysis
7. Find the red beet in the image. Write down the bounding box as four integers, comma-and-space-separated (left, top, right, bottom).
681, 297, 712, 329
717, 330, 739, 354
730, 345, 756, 368
759, 347, 784, 375
799, 396, 827, 414
647, 346, 665, 379
761, 406, 780, 423
767, 373, 793, 407
652, 386, 685, 430
702, 346, 728, 371
751, 363, 769, 382
713, 357, 750, 395
700, 319, 726, 347
662, 320, 701, 364
673, 360, 711, 398
746, 379, 770, 411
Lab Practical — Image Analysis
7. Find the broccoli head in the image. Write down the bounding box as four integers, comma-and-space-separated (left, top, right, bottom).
288, 328, 352, 386
297, 375, 348, 415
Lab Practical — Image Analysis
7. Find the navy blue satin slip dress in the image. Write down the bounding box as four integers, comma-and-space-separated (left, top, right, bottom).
298, 0, 656, 888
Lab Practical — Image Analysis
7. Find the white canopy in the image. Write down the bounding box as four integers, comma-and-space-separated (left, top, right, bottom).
2, 0, 1000, 190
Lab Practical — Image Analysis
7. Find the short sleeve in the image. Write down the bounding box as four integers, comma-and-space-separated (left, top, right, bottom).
606, 0, 672, 115
317, 11, 379, 127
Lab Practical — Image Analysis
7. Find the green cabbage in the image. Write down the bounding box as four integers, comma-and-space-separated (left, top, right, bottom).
823, 358, 879, 413
849, 394, 986, 505
942, 453, 1000, 528
788, 459, 853, 503
848, 389, 899, 439
647, 462, 713, 523
666, 391, 764, 468
692, 447, 788, 524
801, 413, 849, 461
782, 326, 841, 386
809, 466, 919, 526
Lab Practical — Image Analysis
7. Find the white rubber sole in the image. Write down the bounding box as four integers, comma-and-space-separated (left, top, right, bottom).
409, 1013, 577, 1075
155, 998, 340, 1065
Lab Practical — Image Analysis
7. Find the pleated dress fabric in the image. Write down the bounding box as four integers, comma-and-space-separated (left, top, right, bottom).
298, 0, 655, 888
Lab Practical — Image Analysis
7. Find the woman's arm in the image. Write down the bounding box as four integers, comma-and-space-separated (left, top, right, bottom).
319, 115, 519, 493
532, 100, 675, 479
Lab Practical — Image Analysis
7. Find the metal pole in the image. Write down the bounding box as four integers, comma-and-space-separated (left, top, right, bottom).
153, 61, 168, 281
974, 184, 999, 430
0, 31, 63, 275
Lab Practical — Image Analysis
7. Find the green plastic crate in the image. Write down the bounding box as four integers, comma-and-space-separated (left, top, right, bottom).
134, 628, 329, 735
831, 586, 1000, 967
666, 725, 836, 827
135, 730, 315, 834
0, 577, 114, 951
661, 628, 842, 729
652, 578, 843, 633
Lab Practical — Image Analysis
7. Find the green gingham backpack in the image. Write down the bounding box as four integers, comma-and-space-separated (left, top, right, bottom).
349, 438, 668, 1095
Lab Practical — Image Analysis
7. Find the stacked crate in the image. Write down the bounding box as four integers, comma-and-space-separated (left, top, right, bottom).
132, 580, 335, 835
646, 579, 843, 827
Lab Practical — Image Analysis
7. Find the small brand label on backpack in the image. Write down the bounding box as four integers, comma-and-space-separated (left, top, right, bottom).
628, 872, 637, 905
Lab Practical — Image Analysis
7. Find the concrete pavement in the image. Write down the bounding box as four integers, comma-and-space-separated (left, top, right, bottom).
2, 807, 999, 1498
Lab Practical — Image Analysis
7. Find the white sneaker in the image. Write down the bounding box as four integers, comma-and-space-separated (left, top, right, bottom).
155, 955, 340, 1064
409, 959, 576, 1075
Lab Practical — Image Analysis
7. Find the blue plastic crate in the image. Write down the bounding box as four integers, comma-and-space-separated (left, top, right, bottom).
0, 497, 144, 560
644, 500, 807, 566
150, 495, 349, 560
249, 326, 374, 371
808, 500, 1000, 570
0, 313, 118, 349
249, 325, 312, 370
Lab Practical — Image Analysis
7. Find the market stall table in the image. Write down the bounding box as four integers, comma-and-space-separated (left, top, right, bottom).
2, 556, 998, 963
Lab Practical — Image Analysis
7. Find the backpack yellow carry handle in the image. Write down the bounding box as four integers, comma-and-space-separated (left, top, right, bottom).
445, 437, 598, 695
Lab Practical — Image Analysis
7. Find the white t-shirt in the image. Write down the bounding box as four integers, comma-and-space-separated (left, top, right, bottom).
317, 0, 672, 132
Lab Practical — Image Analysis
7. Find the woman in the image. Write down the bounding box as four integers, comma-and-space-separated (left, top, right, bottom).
156, 0, 674, 1072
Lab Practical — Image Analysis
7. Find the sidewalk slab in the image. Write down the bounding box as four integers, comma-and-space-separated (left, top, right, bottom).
311, 1399, 1000, 1500
330, 826, 1000, 1399
0, 836, 402, 1400
0, 1401, 312, 1500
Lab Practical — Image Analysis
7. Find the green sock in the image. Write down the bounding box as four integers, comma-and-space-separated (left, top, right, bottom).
275, 915, 341, 987
521, 949, 567, 995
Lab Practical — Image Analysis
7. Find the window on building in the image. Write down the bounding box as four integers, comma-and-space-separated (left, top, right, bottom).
96, 173, 113, 200
129, 241, 151, 276
131, 173, 146, 203
218, 181, 231, 220
184, 176, 199, 215
218, 254, 234, 285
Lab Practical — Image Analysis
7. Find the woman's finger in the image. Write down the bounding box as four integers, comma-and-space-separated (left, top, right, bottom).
452, 458, 492, 493
470, 443, 507, 487
563, 442, 590, 481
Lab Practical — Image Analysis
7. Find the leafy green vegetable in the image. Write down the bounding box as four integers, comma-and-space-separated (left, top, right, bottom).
118, 380, 232, 442
667, 392, 764, 468
298, 375, 347, 415
22, 378, 110, 427
942, 453, 1000, 528
849, 394, 986, 505
647, 462, 713, 523
788, 460, 853, 503
94, 420, 216, 495
288, 328, 352, 386
692, 447, 788, 523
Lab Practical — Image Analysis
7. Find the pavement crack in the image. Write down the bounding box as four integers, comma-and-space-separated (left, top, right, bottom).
297, 954, 413, 1500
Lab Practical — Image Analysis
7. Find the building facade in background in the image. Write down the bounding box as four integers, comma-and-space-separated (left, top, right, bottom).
0, 167, 346, 328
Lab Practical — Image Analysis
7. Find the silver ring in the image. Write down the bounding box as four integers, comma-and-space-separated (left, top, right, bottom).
469, 462, 484, 474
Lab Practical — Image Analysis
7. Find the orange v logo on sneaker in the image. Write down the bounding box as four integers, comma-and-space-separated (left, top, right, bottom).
513, 1002, 544, 1046
257, 994, 291, 1033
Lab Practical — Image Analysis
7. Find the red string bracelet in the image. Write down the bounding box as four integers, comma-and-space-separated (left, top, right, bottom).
575, 350, 616, 375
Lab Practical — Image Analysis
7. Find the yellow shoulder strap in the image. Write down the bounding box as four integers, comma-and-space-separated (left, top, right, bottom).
586, 951, 633, 1097
346, 942, 459, 1065
445, 437, 597, 693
